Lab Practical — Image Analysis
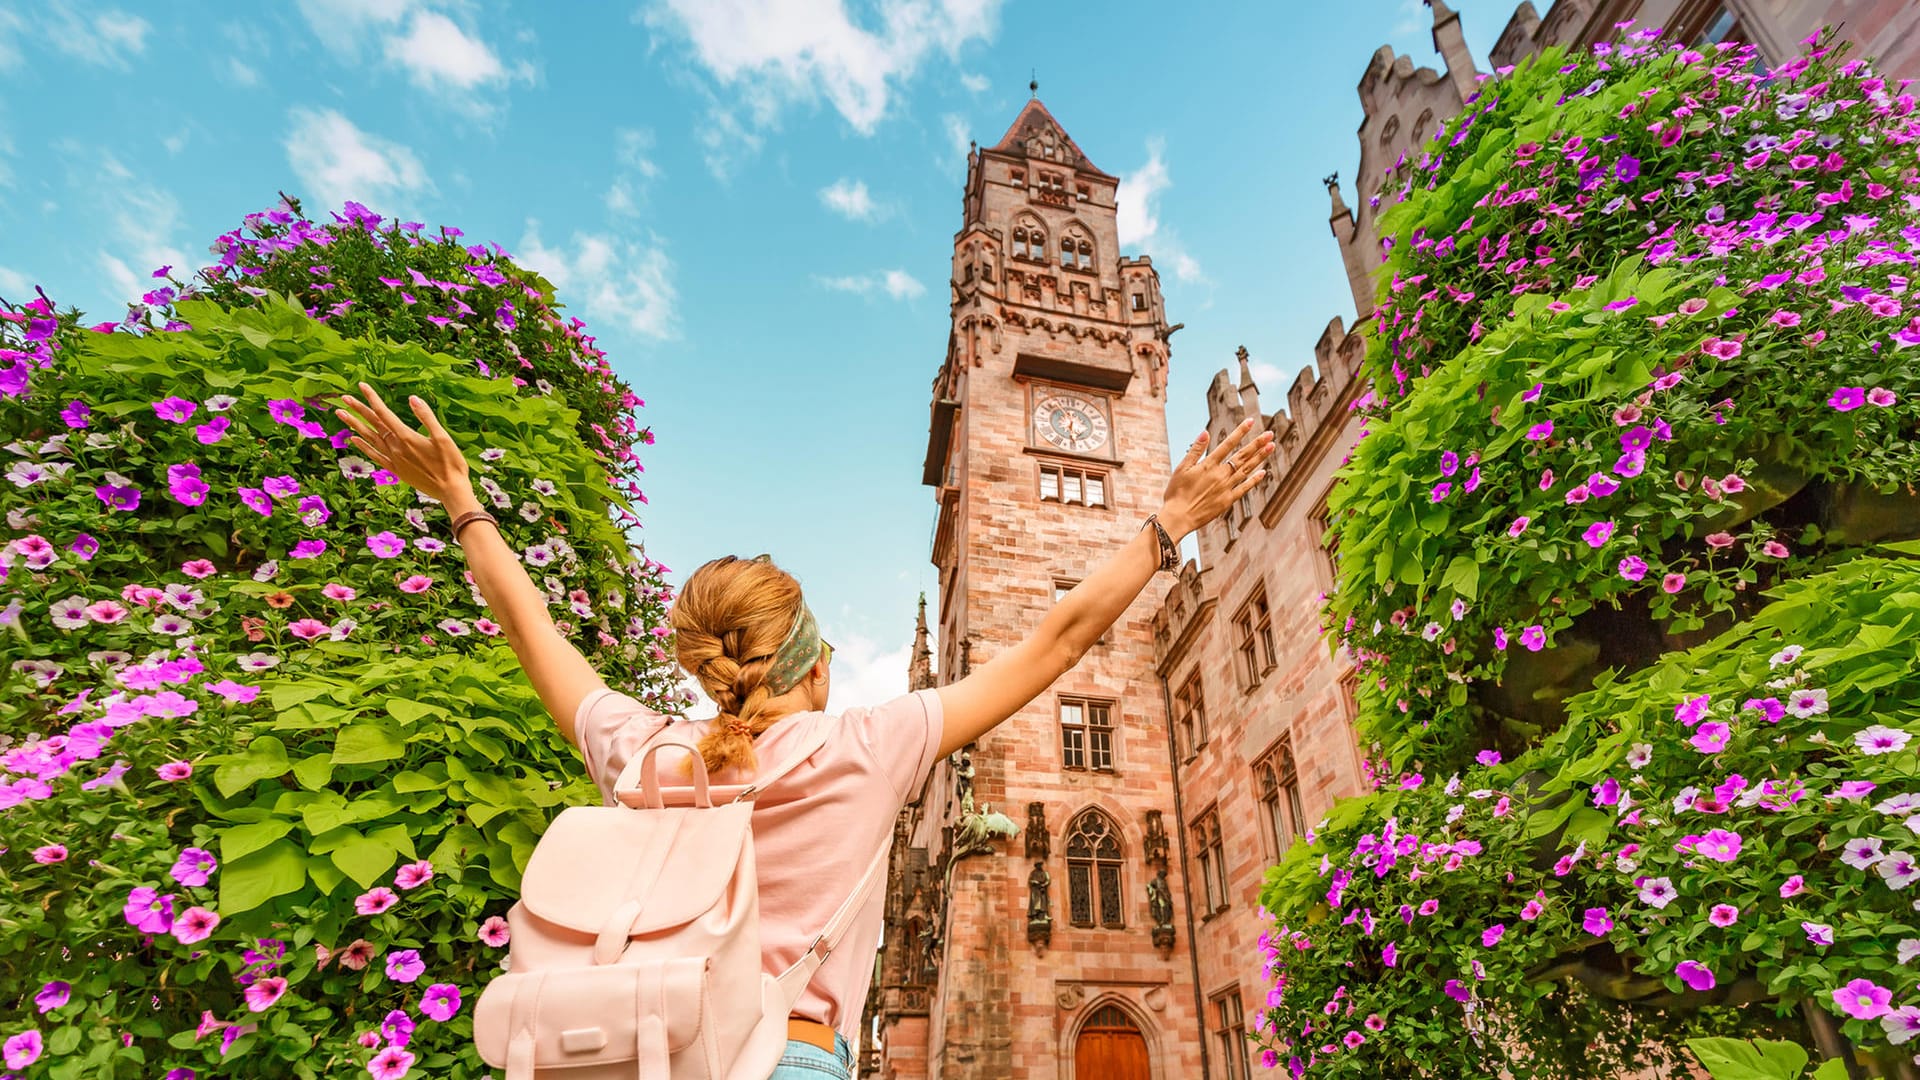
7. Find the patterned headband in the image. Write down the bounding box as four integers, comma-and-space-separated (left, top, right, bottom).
759, 600, 822, 697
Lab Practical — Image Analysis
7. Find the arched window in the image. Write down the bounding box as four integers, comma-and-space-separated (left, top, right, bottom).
1059, 227, 1094, 271
1065, 809, 1125, 928
1013, 219, 1046, 262
1077, 238, 1094, 270
1060, 234, 1075, 268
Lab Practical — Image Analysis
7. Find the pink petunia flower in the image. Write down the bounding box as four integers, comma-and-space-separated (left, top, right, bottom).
1780, 875, 1805, 898
1689, 722, 1732, 754
170, 847, 218, 887
288, 618, 332, 641
172, 906, 221, 945
1582, 521, 1615, 547
1661, 572, 1687, 594
1481, 924, 1505, 947
382, 1010, 415, 1047
1834, 979, 1892, 1020
157, 761, 193, 781
355, 888, 399, 916
394, 860, 434, 890
1804, 921, 1834, 946
397, 575, 434, 594
1708, 904, 1738, 927
1582, 908, 1612, 935
367, 531, 407, 558
368, 1046, 416, 1080
124, 886, 175, 934
4, 1030, 44, 1069
1867, 387, 1898, 407
337, 940, 375, 970
244, 976, 288, 1013
478, 916, 511, 947
32, 844, 67, 864
1526, 421, 1554, 441
1519, 625, 1546, 652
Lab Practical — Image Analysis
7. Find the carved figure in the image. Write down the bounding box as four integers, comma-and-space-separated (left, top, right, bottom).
1149, 866, 1176, 950
952, 750, 974, 811
1025, 801, 1050, 861
1143, 809, 1170, 869
1027, 860, 1052, 949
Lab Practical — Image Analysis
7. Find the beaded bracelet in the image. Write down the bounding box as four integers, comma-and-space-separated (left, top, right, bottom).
1143, 514, 1179, 572
450, 510, 500, 543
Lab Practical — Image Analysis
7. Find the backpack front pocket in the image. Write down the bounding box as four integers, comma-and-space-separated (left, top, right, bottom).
474, 956, 716, 1078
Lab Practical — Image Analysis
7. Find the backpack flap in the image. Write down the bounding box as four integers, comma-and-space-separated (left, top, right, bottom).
474, 958, 715, 1075
517, 801, 754, 943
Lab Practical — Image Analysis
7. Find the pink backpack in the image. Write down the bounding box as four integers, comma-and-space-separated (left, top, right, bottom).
474, 720, 888, 1079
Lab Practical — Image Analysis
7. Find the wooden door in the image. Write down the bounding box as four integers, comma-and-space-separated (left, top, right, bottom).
1075, 1004, 1150, 1080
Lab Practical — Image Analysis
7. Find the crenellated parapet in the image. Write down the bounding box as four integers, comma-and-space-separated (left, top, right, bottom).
1150, 558, 1215, 676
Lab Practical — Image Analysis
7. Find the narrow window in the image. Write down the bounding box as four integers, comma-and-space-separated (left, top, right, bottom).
1235, 612, 1259, 689
1193, 809, 1227, 915
1131, 292, 1147, 312
1062, 471, 1083, 504
1084, 474, 1105, 507
1059, 699, 1086, 770
1040, 465, 1060, 501
1212, 990, 1250, 1080
1060, 235, 1074, 268
1086, 701, 1114, 772
1078, 239, 1093, 269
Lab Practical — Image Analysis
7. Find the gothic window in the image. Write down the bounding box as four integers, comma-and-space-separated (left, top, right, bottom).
1010, 169, 1026, 187
1174, 670, 1206, 762
1211, 989, 1251, 1080
1233, 586, 1277, 689
1256, 737, 1307, 858
1065, 809, 1125, 928
1013, 218, 1047, 262
1193, 808, 1228, 916
1130, 292, 1147, 312
1058, 226, 1094, 271
1059, 697, 1114, 772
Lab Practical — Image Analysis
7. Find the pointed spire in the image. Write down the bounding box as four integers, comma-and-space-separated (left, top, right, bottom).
1324, 172, 1350, 222
1236, 346, 1262, 419
909, 593, 935, 690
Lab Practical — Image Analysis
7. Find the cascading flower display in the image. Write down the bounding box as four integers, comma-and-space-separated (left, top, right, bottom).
1256, 24, 1920, 1080
0, 199, 686, 1076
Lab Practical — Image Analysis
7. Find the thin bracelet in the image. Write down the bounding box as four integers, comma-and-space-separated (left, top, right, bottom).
450, 510, 499, 543
1143, 514, 1179, 572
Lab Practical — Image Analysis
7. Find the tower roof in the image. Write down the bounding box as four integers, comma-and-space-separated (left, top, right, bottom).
986, 98, 1116, 180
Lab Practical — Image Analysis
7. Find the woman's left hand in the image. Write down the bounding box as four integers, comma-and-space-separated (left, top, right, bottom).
333, 383, 474, 506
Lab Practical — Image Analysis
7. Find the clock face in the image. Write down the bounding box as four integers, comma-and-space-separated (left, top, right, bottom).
1032, 392, 1110, 455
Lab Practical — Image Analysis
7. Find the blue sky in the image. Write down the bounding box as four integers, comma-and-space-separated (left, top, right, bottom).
0, 0, 1518, 712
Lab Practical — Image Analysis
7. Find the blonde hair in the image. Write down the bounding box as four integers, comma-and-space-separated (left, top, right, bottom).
668, 555, 809, 774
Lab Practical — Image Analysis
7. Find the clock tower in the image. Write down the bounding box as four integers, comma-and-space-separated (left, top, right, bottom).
872, 97, 1204, 1080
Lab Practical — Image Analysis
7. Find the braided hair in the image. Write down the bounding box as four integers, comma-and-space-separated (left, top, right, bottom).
668, 555, 809, 774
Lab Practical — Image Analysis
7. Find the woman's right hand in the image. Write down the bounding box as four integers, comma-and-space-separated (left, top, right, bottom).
1158, 418, 1276, 538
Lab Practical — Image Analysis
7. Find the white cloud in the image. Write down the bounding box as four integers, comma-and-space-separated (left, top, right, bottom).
1116, 139, 1204, 284
42, 4, 150, 69
696, 103, 766, 183
824, 631, 914, 714
941, 113, 972, 167
643, 0, 1002, 136
0, 266, 32, 297
89, 154, 189, 302
1390, 0, 1425, 36
816, 269, 924, 301
228, 59, 262, 85
384, 10, 509, 90
0, 9, 21, 70
818, 177, 888, 222
518, 222, 679, 341
959, 71, 989, 93
284, 107, 434, 215
606, 128, 662, 216
1249, 361, 1285, 388
299, 0, 530, 111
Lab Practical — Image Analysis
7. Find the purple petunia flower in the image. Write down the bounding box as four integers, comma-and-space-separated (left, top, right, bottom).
1525, 421, 1554, 441
1481, 924, 1505, 947
1519, 625, 1546, 652
1689, 722, 1732, 754
290, 540, 328, 559
1582, 521, 1615, 547
1828, 387, 1866, 411
1582, 908, 1612, 935
95, 484, 141, 512
237, 487, 273, 517
1674, 960, 1715, 992
34, 981, 70, 1014
385, 949, 426, 984
153, 396, 197, 423
368, 531, 406, 558
1834, 979, 1892, 1020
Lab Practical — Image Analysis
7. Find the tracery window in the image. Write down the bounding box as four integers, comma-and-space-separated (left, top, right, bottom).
1065, 809, 1125, 928
1013, 219, 1047, 262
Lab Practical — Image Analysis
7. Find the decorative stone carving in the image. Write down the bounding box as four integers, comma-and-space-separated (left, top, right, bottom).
1056, 984, 1086, 1011
1025, 801, 1049, 861
1144, 986, 1167, 1013
1148, 866, 1176, 951
1026, 861, 1052, 949
953, 750, 974, 813
1143, 809, 1170, 869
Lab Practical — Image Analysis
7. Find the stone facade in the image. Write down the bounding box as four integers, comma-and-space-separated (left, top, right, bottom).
869, 5, 1920, 1078
871, 97, 1202, 1080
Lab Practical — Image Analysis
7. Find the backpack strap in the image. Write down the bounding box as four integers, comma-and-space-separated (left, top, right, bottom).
773, 835, 891, 1008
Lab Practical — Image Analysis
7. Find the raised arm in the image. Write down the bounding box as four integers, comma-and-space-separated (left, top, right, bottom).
932, 419, 1275, 758
335, 384, 607, 745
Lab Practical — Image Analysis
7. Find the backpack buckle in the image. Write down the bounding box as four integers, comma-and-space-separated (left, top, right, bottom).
730, 784, 760, 804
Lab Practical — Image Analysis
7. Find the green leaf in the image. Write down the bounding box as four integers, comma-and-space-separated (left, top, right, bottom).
213, 736, 291, 798
391, 769, 442, 793
332, 723, 406, 765
328, 833, 398, 889
292, 753, 335, 790
1686, 1037, 1810, 1080
218, 818, 295, 864
219, 839, 309, 915
1810, 1060, 1849, 1080
386, 697, 446, 725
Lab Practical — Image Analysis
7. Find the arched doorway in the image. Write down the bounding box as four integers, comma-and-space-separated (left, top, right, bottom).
1074, 1004, 1149, 1080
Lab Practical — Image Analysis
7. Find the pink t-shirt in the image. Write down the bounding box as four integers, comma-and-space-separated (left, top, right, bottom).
574, 686, 944, 1044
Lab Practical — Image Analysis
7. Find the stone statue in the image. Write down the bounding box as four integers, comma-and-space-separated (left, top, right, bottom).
1025, 801, 1050, 861
1027, 860, 1052, 948
954, 800, 1019, 858
1143, 809, 1170, 869
1148, 866, 1175, 950
952, 750, 974, 812
1027, 861, 1051, 923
